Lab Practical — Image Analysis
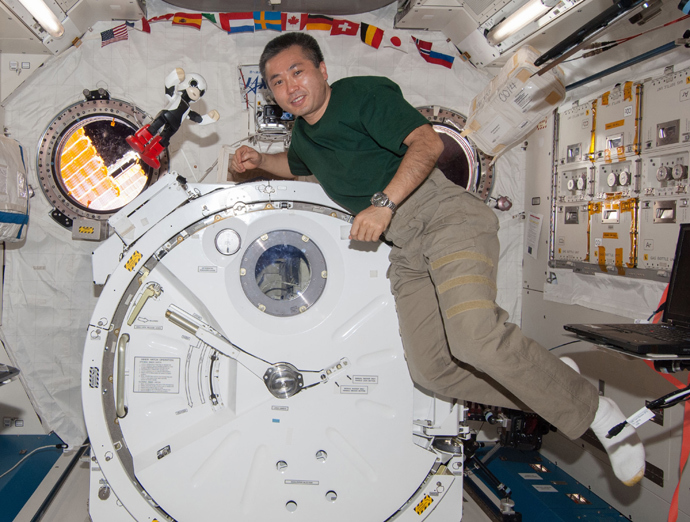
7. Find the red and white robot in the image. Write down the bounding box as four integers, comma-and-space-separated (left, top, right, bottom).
126, 68, 219, 169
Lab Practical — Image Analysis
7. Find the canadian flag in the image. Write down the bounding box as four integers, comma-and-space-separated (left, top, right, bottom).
281, 13, 303, 31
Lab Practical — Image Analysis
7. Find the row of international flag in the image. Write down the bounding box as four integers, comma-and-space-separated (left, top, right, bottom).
100, 12, 455, 69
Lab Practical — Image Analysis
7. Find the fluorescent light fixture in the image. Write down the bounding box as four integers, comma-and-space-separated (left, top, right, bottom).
486, 0, 558, 46
17, 0, 65, 38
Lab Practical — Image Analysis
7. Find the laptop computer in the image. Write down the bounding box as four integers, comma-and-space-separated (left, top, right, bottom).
564, 223, 690, 355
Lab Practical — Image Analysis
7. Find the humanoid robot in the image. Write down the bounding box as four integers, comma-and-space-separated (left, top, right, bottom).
126, 68, 219, 169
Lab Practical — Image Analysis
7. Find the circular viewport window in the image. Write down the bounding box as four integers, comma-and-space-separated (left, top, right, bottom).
241, 230, 327, 317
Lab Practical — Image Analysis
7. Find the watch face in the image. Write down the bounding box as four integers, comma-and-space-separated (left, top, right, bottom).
371, 192, 388, 207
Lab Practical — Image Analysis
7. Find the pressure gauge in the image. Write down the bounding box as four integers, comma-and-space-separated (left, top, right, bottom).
215, 229, 241, 256
618, 170, 630, 186
576, 177, 586, 190
606, 172, 618, 187
657, 165, 672, 181
672, 164, 688, 180
567, 179, 575, 191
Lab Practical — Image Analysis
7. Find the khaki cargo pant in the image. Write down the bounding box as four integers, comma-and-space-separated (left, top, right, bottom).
384, 169, 599, 440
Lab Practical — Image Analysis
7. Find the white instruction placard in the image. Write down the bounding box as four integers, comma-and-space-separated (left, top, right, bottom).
533, 484, 558, 493
134, 357, 180, 394
526, 213, 543, 259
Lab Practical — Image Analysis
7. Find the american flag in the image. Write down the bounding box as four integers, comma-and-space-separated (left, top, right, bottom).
101, 23, 129, 47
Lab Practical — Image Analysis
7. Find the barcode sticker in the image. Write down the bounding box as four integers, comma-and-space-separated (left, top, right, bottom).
626, 406, 655, 428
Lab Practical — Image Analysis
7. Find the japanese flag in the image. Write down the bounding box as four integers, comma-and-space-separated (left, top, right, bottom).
384, 31, 412, 53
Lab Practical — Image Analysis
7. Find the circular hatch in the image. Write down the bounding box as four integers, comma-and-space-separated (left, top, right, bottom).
36, 89, 168, 228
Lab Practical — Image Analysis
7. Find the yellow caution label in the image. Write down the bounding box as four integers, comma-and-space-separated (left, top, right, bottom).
414, 494, 434, 515
605, 119, 625, 130
78, 226, 94, 234
615, 248, 624, 267
644, 254, 648, 261
603, 232, 618, 239
597, 246, 606, 264
601, 91, 610, 105
624, 81, 633, 101
616, 146, 626, 161
687, 76, 690, 84
125, 251, 142, 272
604, 150, 612, 163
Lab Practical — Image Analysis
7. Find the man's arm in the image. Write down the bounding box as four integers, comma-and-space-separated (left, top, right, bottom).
349, 124, 444, 242
230, 145, 297, 179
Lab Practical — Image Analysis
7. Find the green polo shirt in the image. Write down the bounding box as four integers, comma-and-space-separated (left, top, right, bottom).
287, 76, 430, 214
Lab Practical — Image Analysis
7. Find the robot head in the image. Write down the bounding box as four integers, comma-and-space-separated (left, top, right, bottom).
180, 73, 207, 102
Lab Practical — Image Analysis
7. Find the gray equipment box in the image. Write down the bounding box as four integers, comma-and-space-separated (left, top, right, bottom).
589, 198, 638, 272
592, 82, 641, 163
595, 160, 639, 199
556, 101, 595, 166
640, 148, 690, 198
642, 67, 690, 153
638, 197, 690, 270
554, 202, 590, 263
556, 164, 593, 203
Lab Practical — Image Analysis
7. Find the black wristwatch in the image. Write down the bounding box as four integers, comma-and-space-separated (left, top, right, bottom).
371, 192, 397, 213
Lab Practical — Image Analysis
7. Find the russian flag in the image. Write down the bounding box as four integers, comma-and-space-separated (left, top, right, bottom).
219, 12, 254, 33
412, 37, 454, 69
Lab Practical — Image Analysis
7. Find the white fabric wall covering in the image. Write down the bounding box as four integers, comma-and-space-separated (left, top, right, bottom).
544, 269, 667, 320
0, 0, 525, 445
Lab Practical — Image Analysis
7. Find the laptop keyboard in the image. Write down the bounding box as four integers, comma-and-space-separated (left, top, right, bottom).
611, 324, 690, 342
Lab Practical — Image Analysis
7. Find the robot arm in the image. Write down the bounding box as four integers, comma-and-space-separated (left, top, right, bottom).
164, 68, 185, 99
188, 109, 220, 125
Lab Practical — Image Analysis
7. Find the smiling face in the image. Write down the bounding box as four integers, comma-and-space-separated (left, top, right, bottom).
264, 45, 331, 125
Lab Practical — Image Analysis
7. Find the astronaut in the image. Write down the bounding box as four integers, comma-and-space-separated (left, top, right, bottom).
126, 68, 220, 169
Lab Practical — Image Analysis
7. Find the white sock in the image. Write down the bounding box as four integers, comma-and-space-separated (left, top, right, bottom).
559, 356, 580, 374
590, 396, 646, 486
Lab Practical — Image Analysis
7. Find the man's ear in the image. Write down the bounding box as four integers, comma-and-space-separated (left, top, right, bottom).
319, 61, 328, 82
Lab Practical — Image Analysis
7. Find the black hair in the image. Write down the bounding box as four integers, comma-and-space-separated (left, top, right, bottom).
259, 32, 324, 81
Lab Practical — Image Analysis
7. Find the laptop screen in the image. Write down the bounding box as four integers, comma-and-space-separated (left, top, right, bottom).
665, 223, 690, 328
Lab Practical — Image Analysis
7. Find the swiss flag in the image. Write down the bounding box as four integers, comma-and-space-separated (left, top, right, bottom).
330, 19, 359, 36
281, 12, 303, 31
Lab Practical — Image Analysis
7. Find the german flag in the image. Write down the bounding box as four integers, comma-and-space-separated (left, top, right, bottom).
173, 12, 202, 29
303, 14, 332, 30
360, 22, 383, 49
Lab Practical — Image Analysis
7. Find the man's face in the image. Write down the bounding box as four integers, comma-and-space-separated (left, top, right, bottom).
264, 45, 330, 125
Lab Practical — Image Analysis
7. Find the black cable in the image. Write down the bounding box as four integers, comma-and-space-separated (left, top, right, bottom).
607, 383, 690, 438
549, 340, 582, 351
647, 301, 667, 322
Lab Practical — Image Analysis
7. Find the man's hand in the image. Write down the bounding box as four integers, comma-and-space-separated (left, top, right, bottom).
349, 205, 393, 242
231, 145, 262, 174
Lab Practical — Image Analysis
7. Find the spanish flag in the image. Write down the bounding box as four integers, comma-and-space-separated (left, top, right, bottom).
304, 14, 332, 30
360, 22, 383, 49
173, 12, 202, 29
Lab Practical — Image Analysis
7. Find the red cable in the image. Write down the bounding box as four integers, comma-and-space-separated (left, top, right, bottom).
646, 285, 689, 522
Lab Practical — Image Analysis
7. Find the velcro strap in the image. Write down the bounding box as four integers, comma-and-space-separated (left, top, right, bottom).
446, 300, 495, 319
431, 251, 493, 270
438, 275, 496, 294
